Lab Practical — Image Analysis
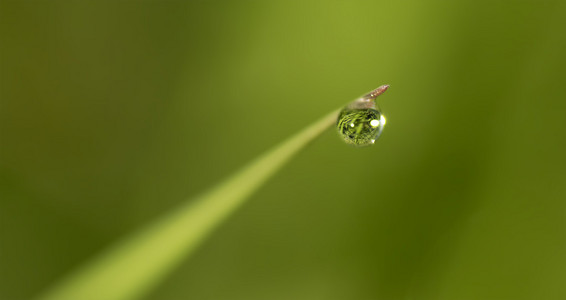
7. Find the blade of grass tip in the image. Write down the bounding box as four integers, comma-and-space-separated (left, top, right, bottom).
36, 108, 341, 300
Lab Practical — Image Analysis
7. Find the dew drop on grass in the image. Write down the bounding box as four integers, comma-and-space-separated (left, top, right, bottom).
336, 85, 389, 147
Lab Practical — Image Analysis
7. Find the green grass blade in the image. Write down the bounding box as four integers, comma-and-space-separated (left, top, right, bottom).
36, 109, 340, 300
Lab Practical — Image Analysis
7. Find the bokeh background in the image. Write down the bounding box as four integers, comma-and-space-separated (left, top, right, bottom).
1, 1, 566, 299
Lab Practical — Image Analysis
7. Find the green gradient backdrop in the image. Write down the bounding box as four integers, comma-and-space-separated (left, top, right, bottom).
1, 1, 565, 299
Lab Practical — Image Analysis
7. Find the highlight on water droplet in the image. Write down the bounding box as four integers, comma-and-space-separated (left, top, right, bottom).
336, 85, 389, 147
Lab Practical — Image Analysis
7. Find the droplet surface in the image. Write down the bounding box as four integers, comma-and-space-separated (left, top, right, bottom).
336, 85, 389, 147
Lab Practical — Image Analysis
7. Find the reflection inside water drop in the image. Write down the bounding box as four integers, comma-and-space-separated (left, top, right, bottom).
336, 85, 389, 147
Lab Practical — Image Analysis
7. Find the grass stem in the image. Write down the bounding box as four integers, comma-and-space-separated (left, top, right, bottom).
36, 109, 340, 300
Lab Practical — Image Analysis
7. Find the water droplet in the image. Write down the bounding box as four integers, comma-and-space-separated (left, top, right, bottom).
336, 85, 389, 147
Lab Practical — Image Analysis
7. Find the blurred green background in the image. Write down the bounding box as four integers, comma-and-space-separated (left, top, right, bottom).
1, 1, 566, 299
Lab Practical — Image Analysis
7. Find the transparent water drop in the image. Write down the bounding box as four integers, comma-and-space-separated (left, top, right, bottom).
336, 85, 389, 147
